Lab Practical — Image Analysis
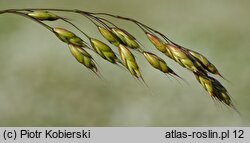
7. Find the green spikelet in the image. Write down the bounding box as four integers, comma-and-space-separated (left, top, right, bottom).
27, 11, 59, 21
194, 72, 237, 111
53, 28, 85, 46
188, 49, 222, 76
118, 44, 143, 79
143, 52, 179, 77
112, 28, 140, 49
68, 36, 85, 47
90, 38, 120, 64
146, 32, 166, 52
165, 44, 199, 72
146, 32, 172, 57
98, 26, 121, 47
68, 44, 98, 73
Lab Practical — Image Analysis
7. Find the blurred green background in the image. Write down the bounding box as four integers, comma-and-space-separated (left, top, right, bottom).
0, 0, 249, 126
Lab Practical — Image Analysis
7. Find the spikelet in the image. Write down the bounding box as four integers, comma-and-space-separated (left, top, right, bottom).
90, 38, 121, 64
118, 44, 143, 79
112, 28, 140, 49
146, 33, 198, 72
146, 33, 167, 52
53, 28, 85, 46
143, 52, 179, 77
146, 33, 207, 74
188, 49, 222, 77
165, 44, 200, 72
194, 72, 237, 111
27, 11, 59, 21
98, 26, 121, 47
68, 44, 98, 73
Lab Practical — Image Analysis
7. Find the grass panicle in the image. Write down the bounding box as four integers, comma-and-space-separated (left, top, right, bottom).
0, 8, 237, 113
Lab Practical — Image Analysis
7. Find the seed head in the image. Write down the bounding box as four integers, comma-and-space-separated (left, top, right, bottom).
68, 44, 97, 72
112, 28, 140, 49
27, 11, 59, 21
98, 26, 121, 47
118, 44, 142, 79
90, 38, 120, 64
